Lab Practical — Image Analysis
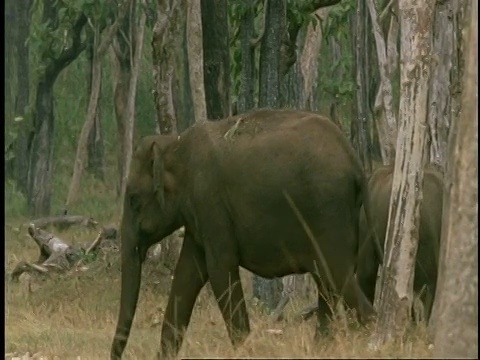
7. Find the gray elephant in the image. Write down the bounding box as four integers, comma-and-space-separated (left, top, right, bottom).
356, 164, 444, 320
110, 109, 383, 359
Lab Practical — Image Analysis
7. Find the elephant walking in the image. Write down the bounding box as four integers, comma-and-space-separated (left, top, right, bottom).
110, 109, 382, 359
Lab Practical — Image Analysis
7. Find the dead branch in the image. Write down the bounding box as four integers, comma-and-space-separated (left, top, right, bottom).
31, 215, 98, 231
27, 223, 74, 262
10, 224, 116, 282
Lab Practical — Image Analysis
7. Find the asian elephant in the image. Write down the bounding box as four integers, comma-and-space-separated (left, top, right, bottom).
356, 164, 444, 320
110, 109, 383, 359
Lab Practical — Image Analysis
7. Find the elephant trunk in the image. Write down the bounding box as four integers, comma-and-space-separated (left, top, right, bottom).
111, 213, 143, 359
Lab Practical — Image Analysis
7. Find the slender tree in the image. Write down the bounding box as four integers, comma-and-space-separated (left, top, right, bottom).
430, 1, 478, 357
370, 0, 436, 347
6, 0, 33, 196
66, 1, 131, 207
27, 0, 88, 216
201, 0, 231, 119
186, 0, 207, 122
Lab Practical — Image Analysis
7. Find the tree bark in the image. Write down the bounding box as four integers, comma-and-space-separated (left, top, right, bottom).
186, 0, 207, 121
112, 5, 134, 197
431, 1, 477, 357
86, 39, 105, 181
426, 1, 458, 169
11, 0, 32, 196
369, 0, 435, 348
201, 0, 230, 119
367, 0, 398, 165
152, 0, 183, 134
237, 0, 256, 114
353, 0, 373, 175
299, 9, 327, 111
119, 0, 147, 207
172, 5, 195, 133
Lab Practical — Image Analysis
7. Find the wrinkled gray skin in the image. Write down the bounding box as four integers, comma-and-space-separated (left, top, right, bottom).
356, 165, 444, 320
110, 109, 382, 359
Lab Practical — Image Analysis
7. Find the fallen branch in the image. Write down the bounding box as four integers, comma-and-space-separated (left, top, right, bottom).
10, 224, 118, 282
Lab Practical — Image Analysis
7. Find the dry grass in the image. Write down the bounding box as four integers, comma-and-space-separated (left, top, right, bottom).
5, 220, 434, 360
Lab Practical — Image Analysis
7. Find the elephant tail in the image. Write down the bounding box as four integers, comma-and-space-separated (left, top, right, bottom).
359, 174, 384, 265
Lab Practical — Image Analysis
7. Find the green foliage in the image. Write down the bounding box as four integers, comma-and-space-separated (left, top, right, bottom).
286, 0, 320, 32
322, 0, 356, 42
316, 0, 356, 107
228, 0, 263, 106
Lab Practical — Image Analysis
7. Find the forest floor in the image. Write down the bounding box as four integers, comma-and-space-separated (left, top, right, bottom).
5, 219, 434, 360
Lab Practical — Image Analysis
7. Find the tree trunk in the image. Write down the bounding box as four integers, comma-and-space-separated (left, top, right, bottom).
237, 0, 256, 114
299, 9, 327, 111
28, 3, 87, 217
369, 0, 435, 347
172, 5, 195, 133
28, 79, 56, 217
201, 0, 230, 119
368, 0, 399, 164
66, 4, 130, 206
426, 1, 458, 169
86, 39, 105, 181
152, 0, 183, 134
253, 0, 288, 312
11, 0, 32, 196
119, 0, 147, 206
66, 37, 103, 207
431, 1, 477, 357
113, 8, 133, 198
186, 0, 207, 122
352, 0, 373, 175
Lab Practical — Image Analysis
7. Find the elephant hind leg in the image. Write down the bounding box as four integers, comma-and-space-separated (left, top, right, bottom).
310, 272, 336, 341
206, 258, 250, 347
160, 236, 209, 358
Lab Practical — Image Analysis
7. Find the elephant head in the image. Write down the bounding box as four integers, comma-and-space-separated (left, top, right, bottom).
111, 134, 180, 359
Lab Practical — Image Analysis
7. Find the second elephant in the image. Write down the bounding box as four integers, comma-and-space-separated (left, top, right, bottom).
356, 164, 444, 320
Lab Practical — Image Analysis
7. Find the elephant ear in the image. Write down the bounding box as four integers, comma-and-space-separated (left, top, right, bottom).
152, 142, 165, 208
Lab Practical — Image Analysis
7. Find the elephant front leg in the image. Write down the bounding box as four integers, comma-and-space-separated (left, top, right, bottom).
159, 238, 208, 358
207, 261, 250, 348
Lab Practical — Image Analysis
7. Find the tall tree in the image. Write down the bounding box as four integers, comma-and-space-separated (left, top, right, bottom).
112, 4, 134, 197
172, 6, 195, 133
237, 0, 256, 114
367, 0, 399, 165
426, 0, 463, 168
152, 0, 184, 134
201, 0, 231, 119
352, 0, 372, 174
370, 0, 435, 347
119, 0, 147, 204
186, 0, 207, 122
5, 0, 33, 196
430, 1, 477, 357
27, 1, 88, 216
66, 1, 130, 207
86, 35, 105, 181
